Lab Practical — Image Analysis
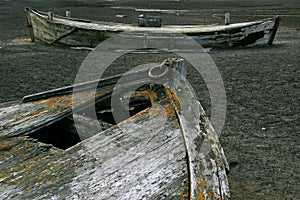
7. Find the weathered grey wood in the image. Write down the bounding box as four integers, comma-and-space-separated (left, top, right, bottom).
225, 13, 230, 25
167, 78, 230, 199
268, 16, 281, 45
24, 7, 35, 42
22, 66, 154, 103
0, 81, 229, 199
25, 7, 280, 48
0, 102, 188, 199
65, 11, 71, 18
5, 59, 183, 137
0, 58, 230, 199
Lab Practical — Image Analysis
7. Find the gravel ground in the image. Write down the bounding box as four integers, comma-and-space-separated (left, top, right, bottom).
0, 0, 299, 199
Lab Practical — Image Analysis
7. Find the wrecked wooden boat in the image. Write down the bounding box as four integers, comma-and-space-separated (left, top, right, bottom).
0, 58, 230, 199
25, 7, 280, 48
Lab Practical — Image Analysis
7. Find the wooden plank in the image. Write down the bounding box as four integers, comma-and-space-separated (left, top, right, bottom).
268, 16, 281, 45
169, 79, 230, 199
0, 92, 189, 199
0, 58, 229, 199
24, 7, 35, 42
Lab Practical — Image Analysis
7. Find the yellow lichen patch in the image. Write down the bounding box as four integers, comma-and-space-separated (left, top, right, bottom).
11, 175, 26, 185
2, 151, 12, 159
67, 159, 76, 167
18, 115, 26, 121
40, 96, 63, 111
45, 103, 58, 111
135, 109, 148, 118
0, 141, 10, 149
87, 91, 94, 98
11, 146, 19, 151
24, 141, 31, 147
26, 185, 33, 192
12, 110, 41, 123
36, 172, 47, 181
24, 159, 37, 169
163, 104, 176, 119
133, 90, 158, 104
198, 180, 206, 187
198, 192, 206, 200
11, 166, 22, 173
168, 91, 180, 109
31, 111, 40, 115
22, 155, 28, 160
19, 136, 28, 140
102, 88, 112, 95
149, 91, 158, 104
40, 96, 58, 104
209, 189, 214, 198
65, 100, 72, 107
53, 162, 62, 169
180, 193, 189, 200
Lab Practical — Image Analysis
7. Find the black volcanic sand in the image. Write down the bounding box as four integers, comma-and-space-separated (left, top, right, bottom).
0, 0, 299, 199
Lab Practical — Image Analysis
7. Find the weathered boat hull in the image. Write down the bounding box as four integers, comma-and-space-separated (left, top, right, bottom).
0, 59, 230, 199
25, 7, 280, 48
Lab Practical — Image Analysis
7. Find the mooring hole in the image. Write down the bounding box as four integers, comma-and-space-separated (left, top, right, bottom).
28, 90, 152, 150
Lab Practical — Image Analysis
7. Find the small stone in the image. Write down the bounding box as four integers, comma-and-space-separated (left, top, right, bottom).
116, 15, 126, 18
261, 127, 267, 131
175, 12, 183, 16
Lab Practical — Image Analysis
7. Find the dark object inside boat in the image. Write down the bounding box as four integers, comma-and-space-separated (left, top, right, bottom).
138, 14, 162, 27
28, 85, 153, 150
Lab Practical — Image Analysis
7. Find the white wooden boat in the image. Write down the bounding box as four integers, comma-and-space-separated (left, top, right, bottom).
0, 58, 230, 199
25, 7, 280, 48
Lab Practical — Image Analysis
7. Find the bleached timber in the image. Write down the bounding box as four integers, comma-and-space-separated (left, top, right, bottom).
25, 7, 280, 48
0, 59, 230, 199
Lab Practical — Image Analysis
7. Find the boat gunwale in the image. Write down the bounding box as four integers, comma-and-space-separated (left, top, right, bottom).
28, 8, 278, 34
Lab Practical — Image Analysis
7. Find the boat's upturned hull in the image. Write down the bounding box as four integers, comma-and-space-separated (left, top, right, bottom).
25, 7, 280, 48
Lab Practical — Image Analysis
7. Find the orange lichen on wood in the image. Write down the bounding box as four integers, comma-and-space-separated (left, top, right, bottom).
0, 141, 10, 149
11, 146, 19, 151
37, 173, 46, 181
65, 100, 73, 107
53, 162, 62, 169
209, 189, 214, 198
134, 90, 158, 104
26, 185, 33, 192
135, 109, 148, 118
31, 111, 40, 115
165, 88, 180, 108
196, 180, 208, 200
19, 115, 26, 121
45, 103, 58, 111
181, 193, 189, 200
24, 141, 31, 147
198, 180, 206, 187
163, 104, 176, 119
2, 151, 12, 159
198, 192, 206, 200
